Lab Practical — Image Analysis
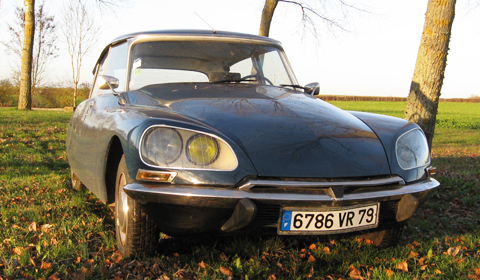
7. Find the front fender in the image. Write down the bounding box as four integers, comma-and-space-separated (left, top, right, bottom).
350, 111, 428, 182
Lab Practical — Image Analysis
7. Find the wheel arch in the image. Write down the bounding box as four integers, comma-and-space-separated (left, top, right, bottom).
105, 136, 124, 204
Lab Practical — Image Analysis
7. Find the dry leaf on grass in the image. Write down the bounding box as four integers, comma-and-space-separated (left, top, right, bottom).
396, 261, 408, 272
308, 255, 316, 263
475, 267, 480, 275
41, 260, 52, 270
384, 269, 394, 277
48, 272, 61, 280
348, 265, 364, 280
198, 261, 207, 269
111, 251, 123, 263
309, 243, 317, 250
13, 247, 23, 255
446, 247, 462, 256
219, 266, 233, 276
408, 251, 419, 258
28, 222, 37, 232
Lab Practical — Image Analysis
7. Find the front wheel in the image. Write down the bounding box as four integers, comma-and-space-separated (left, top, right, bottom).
115, 155, 160, 257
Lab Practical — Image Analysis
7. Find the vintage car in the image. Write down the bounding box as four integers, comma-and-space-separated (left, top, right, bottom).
66, 30, 440, 257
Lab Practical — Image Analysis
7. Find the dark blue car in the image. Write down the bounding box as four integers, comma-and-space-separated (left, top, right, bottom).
66, 30, 439, 257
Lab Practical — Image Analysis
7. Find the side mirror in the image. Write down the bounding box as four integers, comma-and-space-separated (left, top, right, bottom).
304, 82, 320, 96
98, 75, 119, 91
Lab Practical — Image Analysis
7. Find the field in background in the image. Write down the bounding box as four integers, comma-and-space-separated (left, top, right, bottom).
0, 102, 479, 279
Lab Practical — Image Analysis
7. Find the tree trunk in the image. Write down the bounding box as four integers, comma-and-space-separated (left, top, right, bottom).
404, 0, 456, 149
73, 81, 78, 107
259, 0, 279, 37
18, 0, 35, 110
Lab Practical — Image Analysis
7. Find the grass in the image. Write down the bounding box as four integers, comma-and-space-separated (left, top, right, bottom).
0, 103, 479, 280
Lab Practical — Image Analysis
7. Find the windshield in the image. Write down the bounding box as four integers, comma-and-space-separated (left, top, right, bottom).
128, 40, 296, 90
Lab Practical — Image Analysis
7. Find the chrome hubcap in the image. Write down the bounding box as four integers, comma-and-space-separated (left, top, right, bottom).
116, 172, 128, 245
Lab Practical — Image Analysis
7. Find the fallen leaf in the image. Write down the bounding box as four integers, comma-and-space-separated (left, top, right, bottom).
28, 222, 37, 232
434, 269, 442, 275
308, 255, 316, 263
419, 257, 426, 266
348, 265, 364, 280
48, 272, 61, 280
220, 252, 228, 261
40, 224, 54, 233
446, 247, 462, 256
13, 247, 23, 255
396, 261, 408, 272
111, 251, 123, 263
408, 251, 419, 258
365, 239, 374, 245
413, 240, 421, 247
219, 266, 233, 277
2, 239, 11, 250
268, 274, 277, 280
41, 260, 52, 270
384, 269, 394, 277
475, 267, 480, 275
309, 243, 317, 250
198, 261, 206, 269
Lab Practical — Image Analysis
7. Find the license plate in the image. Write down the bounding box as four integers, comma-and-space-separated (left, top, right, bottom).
279, 204, 379, 234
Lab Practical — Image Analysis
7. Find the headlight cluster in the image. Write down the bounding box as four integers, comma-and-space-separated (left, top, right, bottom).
396, 128, 430, 170
140, 125, 238, 170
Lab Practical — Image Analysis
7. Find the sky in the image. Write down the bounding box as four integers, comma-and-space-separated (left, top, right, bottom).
0, 0, 478, 99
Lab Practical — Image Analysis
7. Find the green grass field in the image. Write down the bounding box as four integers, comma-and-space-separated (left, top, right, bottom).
0, 103, 479, 279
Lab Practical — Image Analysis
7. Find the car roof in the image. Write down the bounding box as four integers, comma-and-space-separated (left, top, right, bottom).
110, 29, 281, 45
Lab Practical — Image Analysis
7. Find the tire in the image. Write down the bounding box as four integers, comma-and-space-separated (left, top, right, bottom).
355, 222, 405, 247
115, 155, 160, 257
70, 169, 86, 191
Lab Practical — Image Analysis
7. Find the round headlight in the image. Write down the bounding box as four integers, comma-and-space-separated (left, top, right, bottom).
141, 127, 182, 166
396, 129, 430, 170
186, 134, 219, 165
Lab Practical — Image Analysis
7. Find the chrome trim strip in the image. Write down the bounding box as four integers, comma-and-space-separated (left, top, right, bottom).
238, 176, 405, 190
124, 178, 439, 209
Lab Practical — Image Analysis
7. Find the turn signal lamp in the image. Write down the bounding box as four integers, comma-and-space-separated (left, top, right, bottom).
136, 170, 177, 182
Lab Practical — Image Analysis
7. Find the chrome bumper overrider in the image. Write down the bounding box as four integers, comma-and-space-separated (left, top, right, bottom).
123, 177, 440, 208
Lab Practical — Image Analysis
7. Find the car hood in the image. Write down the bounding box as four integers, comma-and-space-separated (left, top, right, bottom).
127, 84, 390, 178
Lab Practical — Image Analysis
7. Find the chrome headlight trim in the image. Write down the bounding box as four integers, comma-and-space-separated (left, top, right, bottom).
139, 125, 238, 171
395, 128, 431, 170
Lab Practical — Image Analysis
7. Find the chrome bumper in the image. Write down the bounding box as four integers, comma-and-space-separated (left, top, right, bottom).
123, 177, 440, 208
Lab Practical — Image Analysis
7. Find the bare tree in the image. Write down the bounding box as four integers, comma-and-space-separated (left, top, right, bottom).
2, 1, 58, 93
259, 0, 365, 37
18, 0, 35, 110
404, 0, 456, 148
61, 0, 100, 107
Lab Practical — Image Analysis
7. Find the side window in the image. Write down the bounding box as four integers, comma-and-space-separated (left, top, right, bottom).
91, 42, 128, 97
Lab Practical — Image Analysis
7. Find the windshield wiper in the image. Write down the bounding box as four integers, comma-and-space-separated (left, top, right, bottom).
212, 76, 258, 84
280, 84, 307, 91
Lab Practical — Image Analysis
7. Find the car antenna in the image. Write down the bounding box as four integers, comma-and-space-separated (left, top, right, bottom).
194, 12, 216, 34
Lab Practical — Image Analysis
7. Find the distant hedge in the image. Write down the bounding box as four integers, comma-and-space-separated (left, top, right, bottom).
319, 95, 480, 103
0, 83, 90, 108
